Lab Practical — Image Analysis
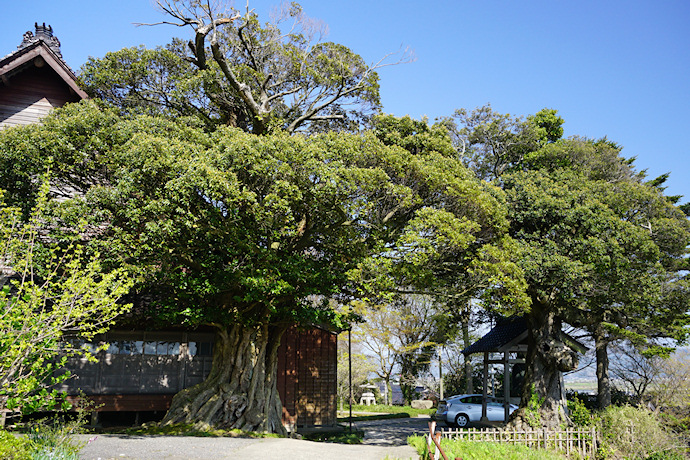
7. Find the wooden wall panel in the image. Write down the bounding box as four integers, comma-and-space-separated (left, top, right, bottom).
277, 327, 337, 427
0, 66, 81, 128
59, 327, 337, 427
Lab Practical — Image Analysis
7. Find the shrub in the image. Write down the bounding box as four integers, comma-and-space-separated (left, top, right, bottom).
660, 410, 690, 436
0, 430, 30, 460
566, 389, 598, 411
610, 386, 639, 407
567, 397, 596, 427
0, 417, 88, 460
26, 419, 84, 460
597, 405, 686, 460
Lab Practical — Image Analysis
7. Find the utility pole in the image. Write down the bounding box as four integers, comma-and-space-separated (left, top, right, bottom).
439, 352, 444, 400
348, 328, 352, 432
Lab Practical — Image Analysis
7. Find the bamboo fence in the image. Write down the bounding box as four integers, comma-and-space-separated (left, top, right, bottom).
436, 425, 598, 458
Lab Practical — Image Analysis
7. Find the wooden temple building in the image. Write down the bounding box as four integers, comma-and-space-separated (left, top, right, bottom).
0, 23, 87, 128
60, 326, 338, 429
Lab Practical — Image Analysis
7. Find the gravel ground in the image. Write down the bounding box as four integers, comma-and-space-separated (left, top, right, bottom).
356, 416, 431, 446
77, 435, 262, 460
77, 435, 419, 460
76, 417, 430, 460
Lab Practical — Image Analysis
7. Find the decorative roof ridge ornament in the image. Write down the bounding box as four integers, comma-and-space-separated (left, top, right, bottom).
18, 22, 62, 58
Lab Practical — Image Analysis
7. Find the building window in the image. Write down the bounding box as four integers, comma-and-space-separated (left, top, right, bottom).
107, 340, 180, 355
188, 342, 213, 357
156, 341, 180, 355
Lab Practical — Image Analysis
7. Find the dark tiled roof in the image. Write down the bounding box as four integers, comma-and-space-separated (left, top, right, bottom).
2, 23, 63, 67
462, 316, 590, 356
0, 24, 87, 100
462, 316, 527, 355
19, 23, 63, 57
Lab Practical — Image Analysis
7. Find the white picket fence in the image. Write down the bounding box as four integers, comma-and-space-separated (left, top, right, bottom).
434, 425, 598, 459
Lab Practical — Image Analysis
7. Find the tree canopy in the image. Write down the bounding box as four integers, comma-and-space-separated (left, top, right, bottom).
451, 106, 690, 426
80, 0, 391, 134
0, 99, 516, 432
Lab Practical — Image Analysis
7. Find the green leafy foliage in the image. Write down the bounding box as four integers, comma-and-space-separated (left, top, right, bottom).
2, 100, 525, 431
0, 180, 132, 413
525, 384, 545, 429
80, 1, 386, 134
567, 397, 596, 427
373, 114, 456, 157
504, 133, 688, 417
79, 45, 212, 125
597, 405, 686, 460
0, 430, 30, 460
443, 105, 559, 181
446, 104, 690, 425
2, 102, 516, 336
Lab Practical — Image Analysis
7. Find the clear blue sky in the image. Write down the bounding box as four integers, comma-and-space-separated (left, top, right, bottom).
2, 1, 689, 201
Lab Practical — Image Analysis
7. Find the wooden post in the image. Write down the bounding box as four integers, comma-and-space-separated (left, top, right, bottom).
439, 353, 444, 401
503, 350, 510, 422
481, 351, 489, 422
348, 328, 352, 432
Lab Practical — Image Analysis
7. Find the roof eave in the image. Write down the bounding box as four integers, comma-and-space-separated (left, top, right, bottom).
0, 41, 87, 100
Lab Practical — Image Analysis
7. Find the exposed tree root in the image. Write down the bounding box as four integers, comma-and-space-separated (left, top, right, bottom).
162, 323, 287, 434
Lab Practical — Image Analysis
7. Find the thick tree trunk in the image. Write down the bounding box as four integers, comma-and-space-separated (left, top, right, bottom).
162, 323, 287, 434
384, 377, 392, 405
462, 317, 474, 394
509, 301, 579, 430
594, 326, 611, 409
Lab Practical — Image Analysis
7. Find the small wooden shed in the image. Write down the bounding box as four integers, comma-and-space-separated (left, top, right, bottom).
0, 23, 86, 128
462, 317, 587, 423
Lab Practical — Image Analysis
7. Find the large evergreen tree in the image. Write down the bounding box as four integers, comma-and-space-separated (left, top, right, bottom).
80, 0, 391, 134
452, 107, 690, 427
0, 101, 513, 432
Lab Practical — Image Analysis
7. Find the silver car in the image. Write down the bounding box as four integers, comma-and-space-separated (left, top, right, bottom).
435, 394, 518, 427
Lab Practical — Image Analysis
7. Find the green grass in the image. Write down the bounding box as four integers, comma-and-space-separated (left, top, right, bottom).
302, 428, 364, 444
338, 412, 412, 422
337, 404, 435, 422
112, 423, 283, 438
407, 435, 566, 460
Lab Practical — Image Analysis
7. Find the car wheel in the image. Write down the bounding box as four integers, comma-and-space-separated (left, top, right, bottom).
455, 413, 470, 428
